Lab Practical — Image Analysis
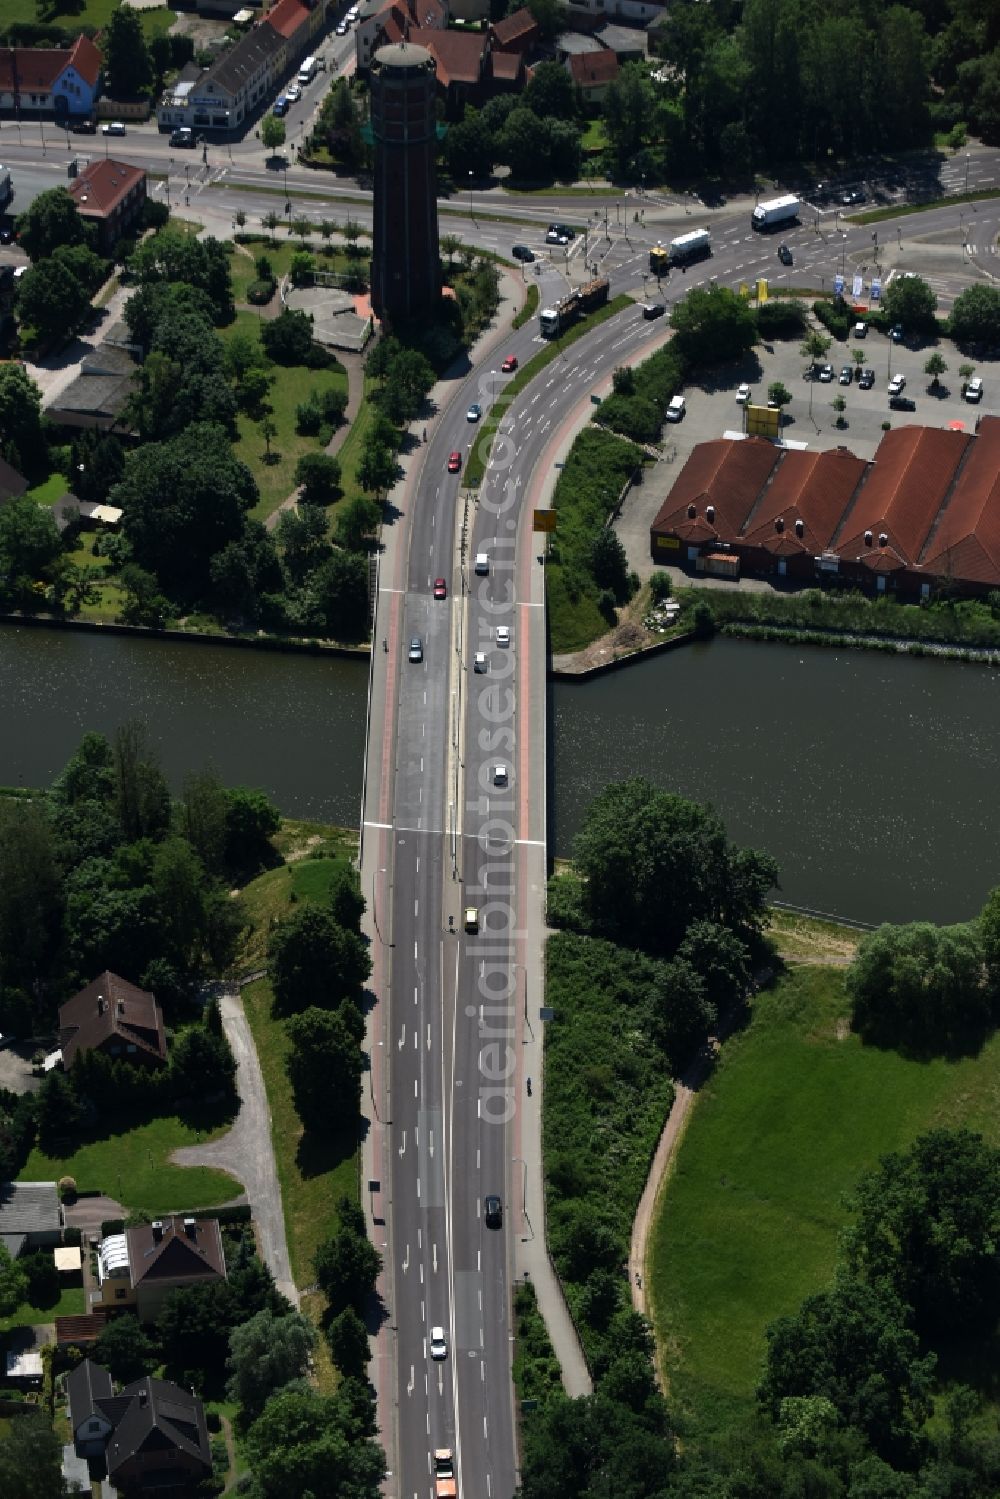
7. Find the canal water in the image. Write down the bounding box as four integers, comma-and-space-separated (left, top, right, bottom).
551, 638, 1000, 926
3, 625, 999, 925
0, 627, 368, 829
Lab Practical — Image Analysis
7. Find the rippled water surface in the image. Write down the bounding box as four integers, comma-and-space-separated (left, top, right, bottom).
552, 638, 1000, 925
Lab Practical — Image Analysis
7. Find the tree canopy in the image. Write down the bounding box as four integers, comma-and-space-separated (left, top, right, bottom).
846, 920, 992, 1054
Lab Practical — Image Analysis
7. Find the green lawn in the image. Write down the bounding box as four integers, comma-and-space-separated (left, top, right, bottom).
219, 312, 349, 522
0, 1283, 84, 1334
581, 119, 609, 153
648, 965, 1000, 1441
25, 474, 69, 506
1, 0, 173, 41
23, 1116, 242, 1217
238, 847, 361, 1286
229, 238, 361, 305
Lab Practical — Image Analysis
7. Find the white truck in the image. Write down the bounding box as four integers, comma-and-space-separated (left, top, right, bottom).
668, 228, 711, 264
297, 54, 319, 85
752, 194, 800, 231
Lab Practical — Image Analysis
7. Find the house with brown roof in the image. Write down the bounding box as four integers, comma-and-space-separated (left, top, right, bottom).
355, 0, 446, 75
490, 7, 540, 53
423, 29, 488, 111
68, 1358, 211, 1493
262, 0, 327, 73
59, 971, 168, 1071
566, 46, 619, 103
650, 421, 1000, 598
94, 1215, 227, 1323
0, 35, 101, 121
67, 158, 146, 254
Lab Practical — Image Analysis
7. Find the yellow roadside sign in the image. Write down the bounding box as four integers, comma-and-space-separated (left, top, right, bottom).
757, 278, 768, 302
533, 510, 557, 532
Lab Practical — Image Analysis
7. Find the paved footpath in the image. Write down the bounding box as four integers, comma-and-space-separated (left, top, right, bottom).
172, 988, 299, 1306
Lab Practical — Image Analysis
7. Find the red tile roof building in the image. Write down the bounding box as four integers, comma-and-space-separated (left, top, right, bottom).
490, 7, 540, 51
650, 420, 1000, 597
566, 47, 620, 94
0, 35, 101, 119
67, 158, 147, 253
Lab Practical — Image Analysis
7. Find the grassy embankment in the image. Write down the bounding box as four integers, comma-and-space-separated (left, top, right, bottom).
1, 0, 172, 40
236, 822, 360, 1385
648, 955, 1000, 1444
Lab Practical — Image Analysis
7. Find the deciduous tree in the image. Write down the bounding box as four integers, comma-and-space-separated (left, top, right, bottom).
285, 1003, 365, 1132
227, 1308, 315, 1423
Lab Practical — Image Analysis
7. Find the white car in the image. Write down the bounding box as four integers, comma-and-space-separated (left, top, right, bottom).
888, 374, 906, 396
473, 652, 487, 673
430, 1326, 447, 1360
102, 121, 126, 136
336, 20, 348, 32
736, 383, 751, 405
285, 83, 302, 101
493, 764, 508, 787
496, 625, 510, 647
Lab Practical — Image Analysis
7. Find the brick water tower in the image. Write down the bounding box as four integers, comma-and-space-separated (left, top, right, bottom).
369, 41, 441, 325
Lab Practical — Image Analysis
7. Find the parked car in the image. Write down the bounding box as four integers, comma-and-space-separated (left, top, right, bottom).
842, 189, 866, 205
736, 382, 752, 404
101, 121, 126, 136
839, 366, 853, 385
890, 324, 904, 342
818, 364, 834, 382
335, 20, 348, 33
889, 394, 916, 411
965, 377, 984, 403
0, 228, 12, 245
272, 97, 290, 117
777, 244, 793, 265
285, 83, 302, 102
859, 369, 875, 389
854, 321, 868, 338
888, 374, 906, 395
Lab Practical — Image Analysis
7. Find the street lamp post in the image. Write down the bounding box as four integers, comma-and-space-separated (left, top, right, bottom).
469, 171, 474, 223
965, 151, 971, 196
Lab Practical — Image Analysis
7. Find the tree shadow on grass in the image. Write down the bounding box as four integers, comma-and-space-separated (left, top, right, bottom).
294, 1122, 359, 1183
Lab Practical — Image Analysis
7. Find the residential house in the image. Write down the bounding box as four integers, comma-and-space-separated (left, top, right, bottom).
0, 454, 28, 506
593, 20, 648, 61
68, 1358, 212, 1493
59, 972, 168, 1070
0, 35, 102, 121
355, 0, 446, 76
158, 20, 284, 133
158, 0, 325, 132
46, 346, 140, 435
423, 29, 488, 113
67, 157, 147, 254
566, 46, 619, 105
489, 47, 525, 92
490, 6, 539, 54
94, 1215, 228, 1324
0, 1181, 63, 1259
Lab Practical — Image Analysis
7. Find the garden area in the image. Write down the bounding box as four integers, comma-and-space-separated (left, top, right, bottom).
648, 960, 1000, 1441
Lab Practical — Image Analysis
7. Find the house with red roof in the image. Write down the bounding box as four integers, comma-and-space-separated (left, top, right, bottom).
490, 7, 539, 53
67, 157, 147, 253
650, 422, 1000, 597
0, 35, 101, 121
566, 46, 619, 103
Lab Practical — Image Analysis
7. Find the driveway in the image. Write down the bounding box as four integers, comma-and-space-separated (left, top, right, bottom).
26, 283, 134, 410
172, 989, 298, 1306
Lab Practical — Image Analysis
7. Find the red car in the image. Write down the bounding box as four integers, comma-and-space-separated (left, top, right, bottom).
433, 577, 447, 599
501, 354, 518, 373
447, 451, 462, 473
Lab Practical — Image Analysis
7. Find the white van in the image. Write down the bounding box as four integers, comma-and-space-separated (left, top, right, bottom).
965, 376, 984, 403
474, 552, 489, 575
665, 395, 686, 422
297, 55, 318, 85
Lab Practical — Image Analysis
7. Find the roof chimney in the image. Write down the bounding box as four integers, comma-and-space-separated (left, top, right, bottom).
864, 530, 873, 546
118, 1000, 125, 1015
706, 504, 715, 524
97, 994, 105, 1015
184, 1217, 197, 1239
138, 1389, 148, 1409
152, 1221, 163, 1242
687, 503, 696, 519
795, 518, 804, 538
775, 516, 784, 533
878, 532, 888, 547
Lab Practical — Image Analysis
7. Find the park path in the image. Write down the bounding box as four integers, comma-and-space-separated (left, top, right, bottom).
263, 345, 365, 532
172, 988, 298, 1306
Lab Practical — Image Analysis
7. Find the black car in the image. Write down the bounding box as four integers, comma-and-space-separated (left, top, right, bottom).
859, 369, 875, 389
69, 118, 97, 134
778, 244, 793, 265
548, 222, 577, 240
512, 244, 535, 263
0, 228, 12, 245
889, 394, 915, 411
484, 1194, 503, 1228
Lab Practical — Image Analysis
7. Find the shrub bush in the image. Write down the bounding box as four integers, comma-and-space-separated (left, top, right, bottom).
812, 299, 852, 340
247, 279, 275, 305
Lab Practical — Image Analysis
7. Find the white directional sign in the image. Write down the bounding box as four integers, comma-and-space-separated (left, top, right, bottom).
852, 274, 864, 298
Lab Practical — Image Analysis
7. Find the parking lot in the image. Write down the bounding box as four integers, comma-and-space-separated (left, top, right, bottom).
616, 319, 1000, 582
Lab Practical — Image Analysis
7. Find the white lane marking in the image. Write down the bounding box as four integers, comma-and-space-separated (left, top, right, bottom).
433, 1243, 438, 1273
398, 1026, 406, 1050
398, 1130, 406, 1156
407, 1365, 414, 1395
402, 1244, 410, 1272
426, 1024, 431, 1050
364, 820, 393, 829
414, 899, 419, 916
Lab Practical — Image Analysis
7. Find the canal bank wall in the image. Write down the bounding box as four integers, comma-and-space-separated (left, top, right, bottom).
0, 609, 370, 661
